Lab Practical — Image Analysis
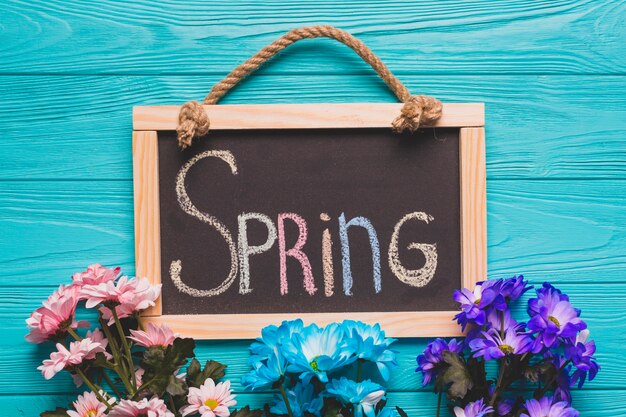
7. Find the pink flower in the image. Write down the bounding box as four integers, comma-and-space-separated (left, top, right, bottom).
67, 391, 109, 417
26, 285, 87, 343
73, 263, 121, 288
109, 398, 174, 417
85, 329, 113, 360
129, 323, 176, 348
181, 379, 236, 417
37, 338, 107, 379
81, 276, 161, 322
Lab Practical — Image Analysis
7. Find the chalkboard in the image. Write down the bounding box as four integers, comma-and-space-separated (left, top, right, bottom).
133, 103, 485, 338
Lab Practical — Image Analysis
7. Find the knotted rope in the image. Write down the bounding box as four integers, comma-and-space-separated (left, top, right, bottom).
177, 25, 442, 148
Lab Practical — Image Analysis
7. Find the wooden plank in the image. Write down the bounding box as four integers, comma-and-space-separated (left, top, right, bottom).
132, 131, 162, 316
2, 179, 626, 287
460, 128, 486, 286
2, 1, 624, 75
1, 75, 625, 179
142, 311, 463, 339
5, 282, 626, 393
133, 103, 484, 130
3, 391, 626, 417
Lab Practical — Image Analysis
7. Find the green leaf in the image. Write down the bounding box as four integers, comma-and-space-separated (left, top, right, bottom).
167, 373, 188, 396
140, 338, 196, 396
41, 407, 69, 417
436, 351, 473, 399
187, 359, 227, 388
231, 406, 264, 417
187, 358, 201, 380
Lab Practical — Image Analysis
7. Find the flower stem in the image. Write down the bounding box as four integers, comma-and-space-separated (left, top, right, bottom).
539, 359, 572, 397
436, 390, 442, 417
75, 368, 114, 411
279, 383, 295, 417
67, 327, 82, 341
102, 371, 123, 398
111, 307, 137, 391
99, 314, 135, 395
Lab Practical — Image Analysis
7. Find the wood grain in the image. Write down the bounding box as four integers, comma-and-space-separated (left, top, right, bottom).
2, 1, 624, 75
133, 103, 484, 130
460, 128, 486, 286
1, 75, 625, 179
132, 131, 162, 316
3, 179, 626, 287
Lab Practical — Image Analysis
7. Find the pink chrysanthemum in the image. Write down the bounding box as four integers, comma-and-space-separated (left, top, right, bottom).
85, 328, 113, 360
73, 263, 121, 288
67, 391, 110, 417
181, 379, 237, 417
108, 398, 174, 417
26, 284, 87, 343
129, 323, 176, 348
81, 276, 161, 323
38, 338, 107, 379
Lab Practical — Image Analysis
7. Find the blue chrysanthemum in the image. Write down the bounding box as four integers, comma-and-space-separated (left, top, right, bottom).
325, 378, 386, 417
342, 320, 398, 381
270, 382, 324, 417
282, 323, 354, 384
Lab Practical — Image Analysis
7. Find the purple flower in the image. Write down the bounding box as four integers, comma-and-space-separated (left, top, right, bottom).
528, 283, 569, 317
527, 287, 586, 351
454, 280, 506, 330
500, 275, 532, 302
521, 396, 579, 417
469, 328, 533, 360
416, 338, 463, 385
453, 399, 494, 417
550, 355, 573, 404
486, 309, 525, 333
496, 398, 514, 416
565, 330, 599, 388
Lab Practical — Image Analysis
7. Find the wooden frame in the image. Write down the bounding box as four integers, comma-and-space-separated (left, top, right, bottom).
133, 103, 486, 339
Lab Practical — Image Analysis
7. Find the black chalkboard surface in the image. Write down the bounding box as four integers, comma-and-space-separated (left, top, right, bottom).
156, 128, 461, 316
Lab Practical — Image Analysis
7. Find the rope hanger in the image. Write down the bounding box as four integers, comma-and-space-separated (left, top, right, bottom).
176, 25, 443, 149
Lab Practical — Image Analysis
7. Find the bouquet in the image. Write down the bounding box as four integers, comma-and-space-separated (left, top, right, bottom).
26, 264, 242, 417
241, 320, 401, 417
417, 276, 599, 417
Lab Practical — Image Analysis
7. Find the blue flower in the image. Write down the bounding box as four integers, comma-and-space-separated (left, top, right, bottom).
527, 284, 586, 351
270, 382, 324, 417
453, 398, 494, 417
520, 396, 579, 417
469, 328, 533, 360
565, 330, 599, 388
242, 351, 287, 391
250, 319, 304, 361
325, 378, 386, 417
342, 320, 398, 380
454, 280, 506, 330
283, 323, 354, 383
243, 320, 303, 391
416, 338, 463, 385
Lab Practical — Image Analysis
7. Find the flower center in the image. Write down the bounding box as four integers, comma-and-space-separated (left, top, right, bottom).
473, 298, 481, 305
548, 315, 560, 328
310, 357, 320, 372
499, 344, 514, 355
85, 411, 98, 417
204, 399, 219, 410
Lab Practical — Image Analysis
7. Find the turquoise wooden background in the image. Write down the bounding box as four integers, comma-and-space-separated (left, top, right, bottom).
2, 1, 625, 415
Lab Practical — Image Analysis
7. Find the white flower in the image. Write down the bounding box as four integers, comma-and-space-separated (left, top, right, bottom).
181, 379, 237, 417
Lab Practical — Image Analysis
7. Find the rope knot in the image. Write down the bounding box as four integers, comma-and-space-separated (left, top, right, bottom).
391, 95, 443, 133
176, 101, 210, 149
